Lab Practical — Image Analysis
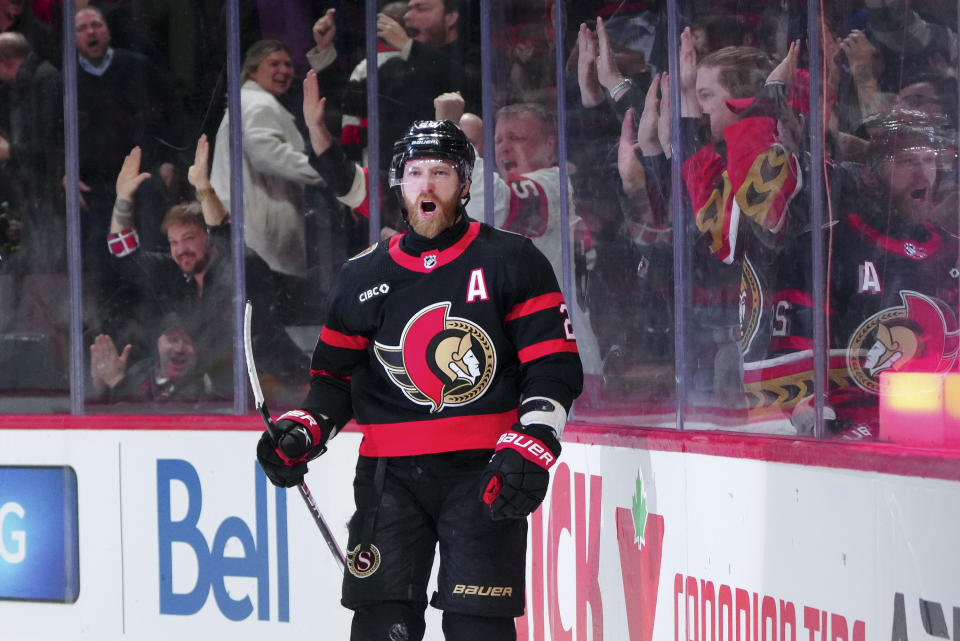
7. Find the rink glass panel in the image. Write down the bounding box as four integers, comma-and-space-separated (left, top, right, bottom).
0, 3, 71, 412
1, 0, 957, 452
560, 0, 678, 426
673, 0, 813, 434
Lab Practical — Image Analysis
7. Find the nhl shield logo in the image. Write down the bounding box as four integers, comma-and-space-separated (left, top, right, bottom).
423, 253, 438, 269
374, 302, 496, 412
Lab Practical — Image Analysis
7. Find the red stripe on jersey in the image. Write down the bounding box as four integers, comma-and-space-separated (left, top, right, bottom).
847, 214, 942, 259
774, 289, 813, 307
310, 369, 352, 380
387, 222, 481, 272
358, 410, 518, 456
768, 335, 814, 352
320, 326, 370, 350
517, 338, 579, 363
505, 292, 565, 322
742, 353, 846, 383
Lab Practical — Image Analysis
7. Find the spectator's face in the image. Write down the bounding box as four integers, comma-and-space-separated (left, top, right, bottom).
401, 158, 465, 238
75, 9, 110, 63
157, 327, 197, 381
167, 222, 211, 276
881, 146, 938, 220
404, 0, 456, 45
696, 65, 737, 143
0, 0, 23, 22
249, 50, 293, 97
896, 82, 946, 118
494, 112, 556, 178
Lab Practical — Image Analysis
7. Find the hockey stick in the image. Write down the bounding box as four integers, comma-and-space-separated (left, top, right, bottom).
244, 301, 346, 572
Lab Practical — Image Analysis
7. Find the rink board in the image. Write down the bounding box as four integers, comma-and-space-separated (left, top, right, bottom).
0, 427, 958, 640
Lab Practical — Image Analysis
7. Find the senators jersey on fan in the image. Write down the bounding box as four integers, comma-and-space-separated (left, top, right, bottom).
830, 211, 959, 395
301, 216, 583, 457
682, 83, 807, 387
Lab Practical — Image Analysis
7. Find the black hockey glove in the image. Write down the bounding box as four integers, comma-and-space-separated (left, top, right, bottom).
256, 409, 331, 488
479, 423, 562, 520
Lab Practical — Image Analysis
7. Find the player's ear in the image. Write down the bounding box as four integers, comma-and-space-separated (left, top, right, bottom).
445, 11, 459, 32
460, 180, 471, 199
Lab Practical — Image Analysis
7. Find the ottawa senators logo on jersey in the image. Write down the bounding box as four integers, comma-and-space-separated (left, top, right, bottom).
374, 302, 496, 412
737, 257, 763, 353
847, 291, 959, 394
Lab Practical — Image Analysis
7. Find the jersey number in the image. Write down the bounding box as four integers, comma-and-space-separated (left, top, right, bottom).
772, 300, 791, 337
559, 304, 576, 340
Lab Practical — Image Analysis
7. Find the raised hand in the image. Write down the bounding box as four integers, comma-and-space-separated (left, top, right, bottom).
434, 91, 465, 123
841, 30, 876, 74
595, 16, 626, 93
576, 22, 603, 107
303, 70, 333, 155
187, 134, 212, 191
377, 11, 410, 51
637, 73, 663, 156
767, 39, 800, 87
115, 147, 151, 201
312, 8, 336, 50
658, 72, 672, 158
679, 27, 699, 117
90, 334, 131, 389
618, 108, 647, 193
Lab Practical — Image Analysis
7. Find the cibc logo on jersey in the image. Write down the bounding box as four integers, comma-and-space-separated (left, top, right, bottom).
375, 302, 496, 412
847, 290, 959, 393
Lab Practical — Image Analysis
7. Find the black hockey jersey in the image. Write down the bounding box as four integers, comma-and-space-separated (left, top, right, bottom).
748, 203, 959, 424
302, 215, 584, 457
829, 212, 959, 395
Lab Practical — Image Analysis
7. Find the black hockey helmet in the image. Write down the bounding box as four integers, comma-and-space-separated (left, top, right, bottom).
388, 120, 476, 190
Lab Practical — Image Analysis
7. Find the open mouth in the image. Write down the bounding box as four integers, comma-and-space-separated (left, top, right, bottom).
420, 200, 437, 216
910, 188, 928, 200
503, 161, 517, 172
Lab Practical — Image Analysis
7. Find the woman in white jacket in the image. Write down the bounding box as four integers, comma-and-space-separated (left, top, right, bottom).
211, 40, 323, 279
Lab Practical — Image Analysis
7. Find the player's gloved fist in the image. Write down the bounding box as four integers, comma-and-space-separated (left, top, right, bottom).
273, 409, 330, 464
256, 410, 331, 488
257, 431, 308, 487
479, 423, 561, 520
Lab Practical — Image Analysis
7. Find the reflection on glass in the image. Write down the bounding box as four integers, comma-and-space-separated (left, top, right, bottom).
805, 1, 958, 442
676, 3, 808, 434
562, 1, 675, 423
0, 11, 67, 412
4, 0, 956, 441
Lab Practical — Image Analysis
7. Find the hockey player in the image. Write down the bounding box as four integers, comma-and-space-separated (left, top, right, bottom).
786, 110, 959, 437
304, 72, 602, 380
256, 117, 583, 640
